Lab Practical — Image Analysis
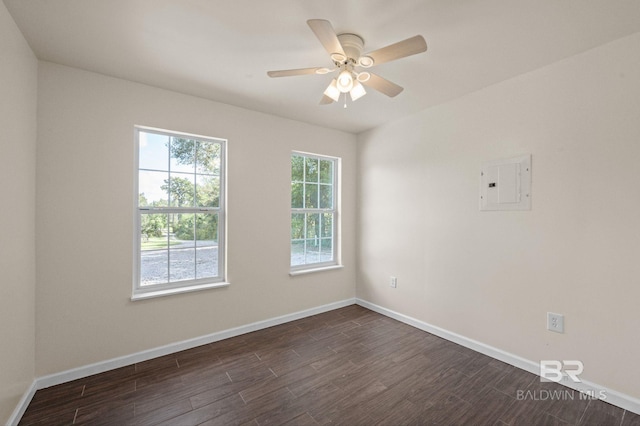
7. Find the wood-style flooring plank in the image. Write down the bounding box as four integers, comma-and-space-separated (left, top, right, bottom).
18, 305, 639, 425
622, 410, 640, 425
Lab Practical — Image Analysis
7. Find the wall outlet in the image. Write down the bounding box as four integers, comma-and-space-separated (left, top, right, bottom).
547, 312, 564, 333
390, 276, 397, 288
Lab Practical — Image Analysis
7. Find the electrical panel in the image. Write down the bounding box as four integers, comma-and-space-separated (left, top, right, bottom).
480, 154, 531, 211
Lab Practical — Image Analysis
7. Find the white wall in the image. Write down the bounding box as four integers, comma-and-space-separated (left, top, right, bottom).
0, 2, 37, 423
6, 3, 638, 418
357, 32, 640, 400
35, 62, 357, 376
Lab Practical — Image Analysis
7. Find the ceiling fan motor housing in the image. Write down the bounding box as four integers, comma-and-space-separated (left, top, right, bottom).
337, 33, 364, 63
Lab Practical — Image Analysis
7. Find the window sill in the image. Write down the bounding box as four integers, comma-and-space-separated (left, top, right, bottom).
131, 281, 230, 301
289, 265, 343, 276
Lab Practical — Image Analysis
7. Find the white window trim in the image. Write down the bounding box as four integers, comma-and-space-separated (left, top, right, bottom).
131, 281, 230, 301
289, 265, 344, 276
290, 151, 341, 274
132, 126, 227, 300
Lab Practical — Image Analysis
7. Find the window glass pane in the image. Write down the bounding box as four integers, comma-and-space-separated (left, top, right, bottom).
196, 175, 220, 208
306, 213, 320, 239
141, 249, 168, 286
195, 213, 218, 279
139, 132, 169, 171
321, 213, 333, 238
169, 137, 196, 173
319, 184, 333, 209
305, 157, 318, 182
319, 160, 333, 184
167, 173, 196, 208
320, 238, 333, 262
291, 182, 303, 208
139, 170, 169, 207
291, 213, 304, 239
169, 213, 195, 282
196, 245, 218, 279
171, 213, 195, 242
291, 155, 304, 182
140, 211, 169, 286
291, 240, 305, 266
195, 213, 218, 243
170, 248, 196, 282
304, 183, 318, 208
304, 238, 320, 264
141, 213, 169, 247
196, 140, 221, 175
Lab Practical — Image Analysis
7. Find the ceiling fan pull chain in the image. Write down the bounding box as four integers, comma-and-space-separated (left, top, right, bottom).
344, 93, 348, 109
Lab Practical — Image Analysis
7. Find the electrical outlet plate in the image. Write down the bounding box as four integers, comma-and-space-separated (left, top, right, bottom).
390, 277, 397, 288
547, 312, 564, 333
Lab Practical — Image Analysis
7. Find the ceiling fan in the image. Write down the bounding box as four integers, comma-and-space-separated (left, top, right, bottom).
267, 19, 428, 106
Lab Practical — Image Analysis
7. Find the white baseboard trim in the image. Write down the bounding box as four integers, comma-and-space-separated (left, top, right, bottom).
9, 297, 356, 425
6, 380, 37, 426
35, 297, 356, 390
13, 296, 638, 422
356, 298, 640, 416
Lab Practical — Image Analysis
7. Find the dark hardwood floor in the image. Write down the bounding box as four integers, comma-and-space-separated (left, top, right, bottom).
19, 305, 640, 425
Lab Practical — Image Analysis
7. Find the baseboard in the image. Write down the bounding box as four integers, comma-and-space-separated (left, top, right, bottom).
356, 298, 640, 416
36, 297, 356, 390
17, 296, 638, 421
6, 380, 37, 426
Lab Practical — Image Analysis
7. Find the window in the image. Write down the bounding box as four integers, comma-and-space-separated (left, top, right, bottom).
291, 152, 339, 272
134, 127, 226, 299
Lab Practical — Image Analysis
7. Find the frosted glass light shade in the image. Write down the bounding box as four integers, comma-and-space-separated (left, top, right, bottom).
336, 70, 354, 93
349, 80, 366, 101
323, 79, 340, 102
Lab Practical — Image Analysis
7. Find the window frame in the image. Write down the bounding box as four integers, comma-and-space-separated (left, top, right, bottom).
290, 151, 341, 274
132, 126, 228, 300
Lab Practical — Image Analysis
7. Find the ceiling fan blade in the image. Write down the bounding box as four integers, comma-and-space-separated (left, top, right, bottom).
267, 67, 323, 78
319, 95, 335, 105
364, 35, 427, 66
307, 19, 346, 57
361, 73, 404, 97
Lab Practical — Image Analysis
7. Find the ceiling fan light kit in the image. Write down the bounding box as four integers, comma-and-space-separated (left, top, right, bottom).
358, 56, 374, 68
336, 69, 354, 92
324, 79, 340, 102
349, 80, 367, 101
268, 19, 427, 106
356, 71, 371, 83
330, 53, 347, 62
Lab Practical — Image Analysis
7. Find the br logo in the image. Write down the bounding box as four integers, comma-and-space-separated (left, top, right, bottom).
540, 360, 583, 383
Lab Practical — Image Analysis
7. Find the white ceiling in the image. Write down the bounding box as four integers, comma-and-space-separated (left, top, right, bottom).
5, 0, 640, 134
